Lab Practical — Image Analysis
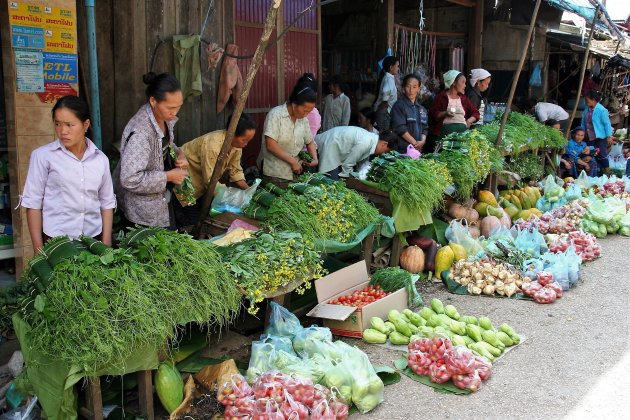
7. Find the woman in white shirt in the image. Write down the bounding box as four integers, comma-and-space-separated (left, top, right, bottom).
373, 56, 399, 130
261, 82, 319, 188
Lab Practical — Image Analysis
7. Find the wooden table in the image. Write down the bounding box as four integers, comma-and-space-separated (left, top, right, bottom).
345, 179, 403, 267
80, 370, 153, 420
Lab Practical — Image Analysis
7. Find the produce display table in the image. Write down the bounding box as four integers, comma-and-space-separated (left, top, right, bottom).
199, 211, 376, 270
199, 212, 261, 238
81, 371, 153, 420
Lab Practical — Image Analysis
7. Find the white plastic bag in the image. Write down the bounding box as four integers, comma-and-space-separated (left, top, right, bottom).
212, 178, 261, 213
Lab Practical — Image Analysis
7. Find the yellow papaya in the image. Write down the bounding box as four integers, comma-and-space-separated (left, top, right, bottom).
478, 190, 498, 207
448, 243, 467, 261
435, 246, 455, 280
517, 210, 532, 221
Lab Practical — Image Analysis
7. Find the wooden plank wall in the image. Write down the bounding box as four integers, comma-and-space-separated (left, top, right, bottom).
76, 0, 234, 154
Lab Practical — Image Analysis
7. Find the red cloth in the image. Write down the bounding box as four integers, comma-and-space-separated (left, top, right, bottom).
428, 90, 480, 136
581, 78, 600, 95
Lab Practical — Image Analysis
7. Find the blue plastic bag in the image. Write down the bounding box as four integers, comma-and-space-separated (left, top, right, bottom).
265, 302, 303, 339
529, 63, 542, 87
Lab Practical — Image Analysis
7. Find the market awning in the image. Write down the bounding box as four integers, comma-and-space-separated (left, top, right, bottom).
545, 0, 625, 40
547, 29, 630, 60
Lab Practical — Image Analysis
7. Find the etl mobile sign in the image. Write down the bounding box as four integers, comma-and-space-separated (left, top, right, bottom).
43, 52, 77, 83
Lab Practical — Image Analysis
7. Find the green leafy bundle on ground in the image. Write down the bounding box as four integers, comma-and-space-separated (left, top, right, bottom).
21, 230, 240, 375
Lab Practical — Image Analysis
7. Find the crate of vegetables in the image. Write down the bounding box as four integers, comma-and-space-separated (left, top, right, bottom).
307, 262, 408, 338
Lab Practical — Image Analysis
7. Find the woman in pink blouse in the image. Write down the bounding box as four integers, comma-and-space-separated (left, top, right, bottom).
21, 96, 116, 251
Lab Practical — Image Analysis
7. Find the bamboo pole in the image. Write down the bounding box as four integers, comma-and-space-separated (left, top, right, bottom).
192, 0, 282, 238
495, 0, 542, 147
565, 4, 600, 139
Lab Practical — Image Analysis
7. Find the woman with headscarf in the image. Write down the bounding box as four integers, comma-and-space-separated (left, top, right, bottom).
428, 70, 479, 150
465, 68, 491, 123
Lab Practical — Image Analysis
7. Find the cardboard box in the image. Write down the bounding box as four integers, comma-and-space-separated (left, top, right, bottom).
307, 261, 408, 338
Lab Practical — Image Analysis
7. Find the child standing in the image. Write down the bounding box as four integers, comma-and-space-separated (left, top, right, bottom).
559, 128, 587, 178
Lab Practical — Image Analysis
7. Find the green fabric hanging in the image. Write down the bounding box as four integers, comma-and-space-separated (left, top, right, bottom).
173, 34, 202, 100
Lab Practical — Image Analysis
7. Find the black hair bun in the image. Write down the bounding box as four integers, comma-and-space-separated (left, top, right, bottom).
142, 72, 157, 85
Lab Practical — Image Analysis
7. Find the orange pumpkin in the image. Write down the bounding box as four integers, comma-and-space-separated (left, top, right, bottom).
400, 246, 425, 273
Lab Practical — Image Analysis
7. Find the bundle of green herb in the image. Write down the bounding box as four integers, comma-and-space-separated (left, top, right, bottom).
505, 152, 544, 181
430, 151, 476, 201
369, 267, 424, 307
215, 231, 325, 315
369, 153, 452, 215
21, 230, 241, 375
265, 182, 381, 243
169, 145, 196, 206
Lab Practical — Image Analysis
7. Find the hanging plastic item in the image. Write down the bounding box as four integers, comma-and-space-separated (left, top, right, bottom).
529, 63, 542, 87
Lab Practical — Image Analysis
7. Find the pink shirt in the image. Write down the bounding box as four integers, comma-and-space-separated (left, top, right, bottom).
21, 138, 116, 238
306, 108, 321, 140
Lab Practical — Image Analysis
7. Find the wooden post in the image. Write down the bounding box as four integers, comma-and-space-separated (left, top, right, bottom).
565, 5, 600, 139
495, 0, 542, 147
469, 0, 484, 69
137, 370, 154, 418
192, 1, 282, 237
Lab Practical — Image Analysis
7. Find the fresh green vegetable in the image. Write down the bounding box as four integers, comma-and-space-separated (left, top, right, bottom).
214, 230, 325, 315
368, 152, 452, 215
476, 341, 502, 357
389, 331, 411, 345
393, 318, 412, 337
478, 316, 496, 331
466, 324, 483, 342
499, 323, 521, 344
388, 310, 403, 324
419, 307, 436, 320
429, 150, 476, 201
460, 315, 479, 325
370, 317, 388, 334
383, 321, 396, 335
169, 145, 196, 206
496, 331, 515, 346
444, 304, 460, 320
449, 320, 467, 336
431, 298, 445, 314
264, 179, 381, 244
468, 342, 495, 362
362, 328, 387, 344
481, 330, 505, 350
370, 267, 424, 308
155, 362, 184, 413
505, 153, 544, 181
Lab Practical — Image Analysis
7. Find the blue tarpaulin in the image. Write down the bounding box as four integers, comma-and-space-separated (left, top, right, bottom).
545, 0, 624, 39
